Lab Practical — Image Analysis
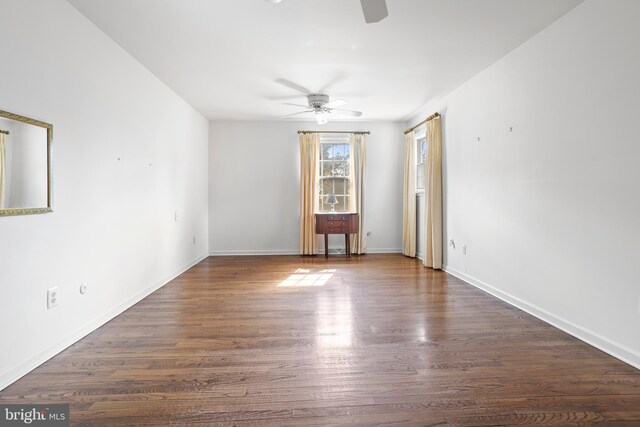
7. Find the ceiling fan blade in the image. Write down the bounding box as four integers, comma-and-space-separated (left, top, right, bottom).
318, 72, 348, 93
275, 78, 312, 95
324, 99, 347, 109
360, 0, 388, 24
280, 110, 313, 118
332, 108, 363, 117
265, 95, 308, 101
283, 102, 312, 109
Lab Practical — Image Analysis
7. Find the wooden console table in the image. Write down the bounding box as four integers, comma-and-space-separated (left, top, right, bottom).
315, 212, 359, 258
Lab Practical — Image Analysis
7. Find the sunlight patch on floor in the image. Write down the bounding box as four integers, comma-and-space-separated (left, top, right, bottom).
277, 269, 337, 287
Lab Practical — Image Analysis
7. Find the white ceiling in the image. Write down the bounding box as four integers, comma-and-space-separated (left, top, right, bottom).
68, 0, 584, 122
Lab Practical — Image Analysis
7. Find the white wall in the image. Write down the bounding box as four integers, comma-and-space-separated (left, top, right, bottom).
0, 0, 209, 389
209, 120, 404, 255
409, 0, 640, 367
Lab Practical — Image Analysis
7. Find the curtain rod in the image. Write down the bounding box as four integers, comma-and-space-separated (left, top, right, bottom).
404, 112, 440, 135
297, 130, 370, 135
0, 130, 9, 135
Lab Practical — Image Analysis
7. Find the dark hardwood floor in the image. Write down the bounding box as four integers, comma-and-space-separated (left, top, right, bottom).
1, 254, 639, 426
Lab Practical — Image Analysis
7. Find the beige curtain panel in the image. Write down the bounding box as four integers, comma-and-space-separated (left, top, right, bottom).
349, 133, 366, 254
299, 133, 319, 255
0, 134, 5, 209
402, 130, 416, 257
423, 117, 443, 269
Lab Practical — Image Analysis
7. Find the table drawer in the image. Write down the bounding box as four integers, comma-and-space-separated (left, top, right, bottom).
315, 213, 358, 235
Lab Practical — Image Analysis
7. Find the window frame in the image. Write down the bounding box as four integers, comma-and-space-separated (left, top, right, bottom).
317, 136, 352, 213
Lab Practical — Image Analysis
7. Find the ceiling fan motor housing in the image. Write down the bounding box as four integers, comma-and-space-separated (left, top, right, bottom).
307, 93, 330, 109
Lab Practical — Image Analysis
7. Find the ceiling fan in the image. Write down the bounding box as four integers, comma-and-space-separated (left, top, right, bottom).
265, 0, 389, 24
281, 93, 363, 124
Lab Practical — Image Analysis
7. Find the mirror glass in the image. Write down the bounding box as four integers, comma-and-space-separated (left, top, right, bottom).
0, 110, 52, 216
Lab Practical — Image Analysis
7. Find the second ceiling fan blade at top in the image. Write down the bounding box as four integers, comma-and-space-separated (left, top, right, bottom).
360, 0, 388, 24
266, 0, 388, 24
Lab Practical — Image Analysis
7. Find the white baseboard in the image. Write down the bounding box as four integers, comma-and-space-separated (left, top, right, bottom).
209, 248, 403, 256
0, 253, 209, 392
444, 265, 640, 370
367, 248, 402, 254
209, 249, 299, 256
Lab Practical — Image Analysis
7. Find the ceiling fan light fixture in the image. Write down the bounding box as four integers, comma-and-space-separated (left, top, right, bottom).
316, 112, 328, 125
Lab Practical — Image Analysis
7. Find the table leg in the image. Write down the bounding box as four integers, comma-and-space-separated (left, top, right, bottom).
324, 234, 329, 258
345, 234, 350, 258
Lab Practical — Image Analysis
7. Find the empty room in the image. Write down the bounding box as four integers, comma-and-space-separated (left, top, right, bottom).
1, 0, 639, 425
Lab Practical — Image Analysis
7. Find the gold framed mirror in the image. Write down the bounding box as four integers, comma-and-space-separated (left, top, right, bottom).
0, 109, 53, 216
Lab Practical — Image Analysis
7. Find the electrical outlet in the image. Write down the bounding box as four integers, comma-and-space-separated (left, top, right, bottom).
47, 287, 59, 309
462, 245, 467, 255
366, 231, 372, 236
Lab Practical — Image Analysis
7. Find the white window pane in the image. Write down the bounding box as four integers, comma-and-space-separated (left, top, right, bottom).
333, 144, 342, 159
320, 195, 333, 212
321, 178, 333, 195
417, 164, 425, 190
320, 144, 331, 160
416, 137, 427, 190
334, 144, 349, 160
339, 179, 348, 195
334, 160, 348, 177
417, 137, 427, 164
321, 161, 334, 177
328, 144, 336, 160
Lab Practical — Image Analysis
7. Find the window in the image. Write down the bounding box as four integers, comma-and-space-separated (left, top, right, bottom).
318, 139, 351, 212
416, 135, 427, 191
